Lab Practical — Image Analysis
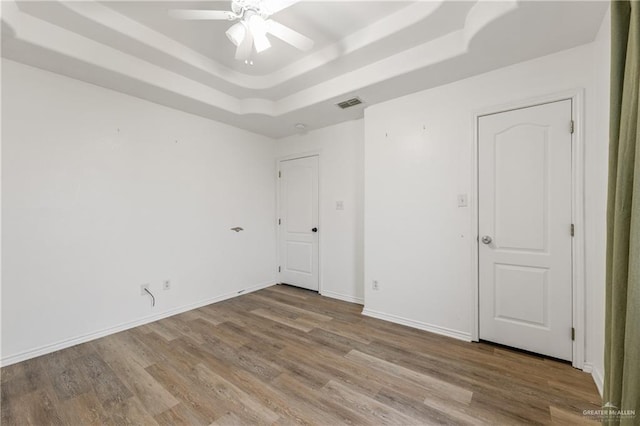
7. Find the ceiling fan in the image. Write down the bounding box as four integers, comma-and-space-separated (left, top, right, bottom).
169, 0, 314, 62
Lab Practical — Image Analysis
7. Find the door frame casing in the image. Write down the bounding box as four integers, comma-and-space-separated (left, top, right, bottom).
275, 151, 322, 293
470, 89, 585, 369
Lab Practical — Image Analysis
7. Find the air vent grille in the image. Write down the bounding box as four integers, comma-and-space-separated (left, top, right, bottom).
336, 97, 363, 109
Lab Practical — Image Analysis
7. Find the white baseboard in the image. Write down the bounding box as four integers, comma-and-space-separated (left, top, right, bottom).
583, 363, 604, 397
320, 290, 364, 305
592, 368, 604, 397
0, 281, 276, 367
361, 308, 472, 342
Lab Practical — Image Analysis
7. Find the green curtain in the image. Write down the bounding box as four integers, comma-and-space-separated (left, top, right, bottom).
604, 0, 640, 425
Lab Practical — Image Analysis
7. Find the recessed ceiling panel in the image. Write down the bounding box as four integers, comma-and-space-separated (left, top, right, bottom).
100, 1, 411, 75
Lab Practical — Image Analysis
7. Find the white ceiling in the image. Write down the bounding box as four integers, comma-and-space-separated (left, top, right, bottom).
2, 0, 608, 138
101, 1, 413, 75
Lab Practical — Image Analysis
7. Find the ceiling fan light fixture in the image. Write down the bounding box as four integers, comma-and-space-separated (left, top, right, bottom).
225, 21, 246, 46
247, 14, 271, 52
170, 1, 311, 60
253, 32, 271, 53
247, 14, 268, 36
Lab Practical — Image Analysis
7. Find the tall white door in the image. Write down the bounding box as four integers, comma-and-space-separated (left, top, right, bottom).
278, 156, 319, 291
478, 100, 573, 361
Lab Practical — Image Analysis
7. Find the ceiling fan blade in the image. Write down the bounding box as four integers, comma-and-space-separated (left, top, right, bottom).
168, 10, 237, 20
235, 28, 253, 61
266, 20, 313, 51
260, 0, 300, 15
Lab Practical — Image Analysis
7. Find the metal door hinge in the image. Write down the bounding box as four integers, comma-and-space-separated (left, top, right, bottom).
571, 327, 575, 341
278, 266, 281, 273
571, 224, 575, 237
278, 171, 281, 178
278, 218, 281, 225
570, 120, 575, 134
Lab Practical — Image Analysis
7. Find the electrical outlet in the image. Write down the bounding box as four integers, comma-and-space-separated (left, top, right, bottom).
372, 280, 379, 290
140, 284, 150, 295
163, 280, 171, 290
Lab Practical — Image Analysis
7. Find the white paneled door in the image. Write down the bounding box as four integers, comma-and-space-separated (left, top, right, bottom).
278, 156, 319, 291
478, 100, 573, 361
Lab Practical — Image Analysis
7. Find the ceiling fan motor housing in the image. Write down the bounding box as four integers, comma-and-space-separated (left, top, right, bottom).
232, 0, 271, 19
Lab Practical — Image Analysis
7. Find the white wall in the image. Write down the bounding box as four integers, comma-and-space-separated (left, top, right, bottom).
585, 6, 610, 395
2, 33, 611, 383
1, 59, 277, 365
363, 41, 609, 371
276, 120, 365, 303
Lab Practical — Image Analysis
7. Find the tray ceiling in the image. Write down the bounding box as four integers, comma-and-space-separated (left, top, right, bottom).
2, 0, 608, 138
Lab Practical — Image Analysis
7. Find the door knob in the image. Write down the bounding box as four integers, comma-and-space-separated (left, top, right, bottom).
311, 227, 318, 233
481, 235, 492, 244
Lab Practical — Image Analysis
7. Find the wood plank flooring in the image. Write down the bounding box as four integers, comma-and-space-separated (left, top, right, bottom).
1, 284, 601, 425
